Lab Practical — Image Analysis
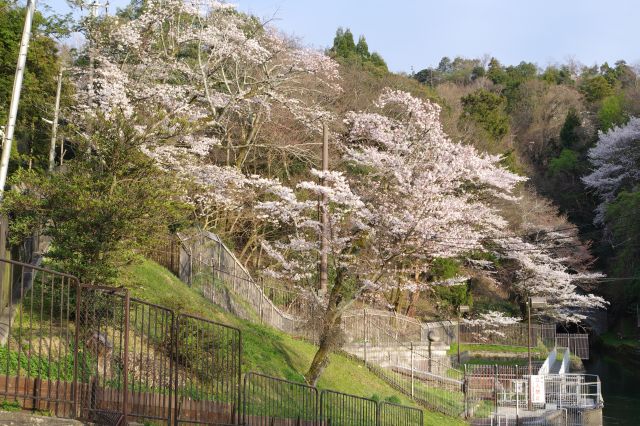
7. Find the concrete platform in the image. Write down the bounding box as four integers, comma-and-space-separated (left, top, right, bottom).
0, 411, 84, 425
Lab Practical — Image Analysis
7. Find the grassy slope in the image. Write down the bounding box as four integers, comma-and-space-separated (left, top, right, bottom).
120, 259, 466, 426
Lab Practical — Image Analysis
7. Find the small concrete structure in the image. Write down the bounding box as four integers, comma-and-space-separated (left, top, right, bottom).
0, 411, 84, 425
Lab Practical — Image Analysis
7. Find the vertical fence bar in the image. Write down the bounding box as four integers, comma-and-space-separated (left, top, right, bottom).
410, 342, 414, 400
122, 291, 130, 425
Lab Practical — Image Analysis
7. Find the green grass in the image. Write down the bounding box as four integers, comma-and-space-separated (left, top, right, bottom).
121, 259, 467, 426
600, 331, 640, 348
463, 358, 533, 366
448, 343, 546, 355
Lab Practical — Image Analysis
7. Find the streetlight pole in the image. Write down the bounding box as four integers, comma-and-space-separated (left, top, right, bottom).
527, 296, 546, 412
528, 299, 532, 376
0, 0, 37, 198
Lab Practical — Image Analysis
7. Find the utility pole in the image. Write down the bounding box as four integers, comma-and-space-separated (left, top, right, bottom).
81, 1, 109, 108
49, 69, 63, 171
319, 122, 329, 295
0, 0, 37, 198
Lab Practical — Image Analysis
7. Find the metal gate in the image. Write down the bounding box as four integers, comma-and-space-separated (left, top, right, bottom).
0, 258, 242, 425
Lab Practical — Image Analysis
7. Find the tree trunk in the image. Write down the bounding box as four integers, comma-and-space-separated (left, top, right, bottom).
305, 268, 345, 386
405, 291, 420, 317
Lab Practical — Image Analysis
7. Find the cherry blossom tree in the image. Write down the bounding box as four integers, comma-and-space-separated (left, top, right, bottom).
497, 237, 607, 323
463, 311, 522, 341
582, 117, 640, 223
72, 0, 342, 251
79, 0, 340, 155
257, 89, 526, 384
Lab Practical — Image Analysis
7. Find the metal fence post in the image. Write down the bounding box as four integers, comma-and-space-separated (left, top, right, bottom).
236, 330, 242, 425
233, 259, 237, 292
167, 310, 175, 426
494, 364, 498, 415
410, 342, 414, 399
259, 278, 264, 325
122, 290, 130, 425
363, 308, 368, 365
72, 280, 81, 419
463, 363, 468, 418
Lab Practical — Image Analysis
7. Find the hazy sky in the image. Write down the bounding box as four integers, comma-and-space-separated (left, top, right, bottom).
42, 0, 640, 73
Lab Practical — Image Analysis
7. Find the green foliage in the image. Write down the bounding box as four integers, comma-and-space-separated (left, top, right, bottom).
598, 94, 628, 131
486, 58, 507, 85
0, 1, 72, 172
559, 109, 581, 147
499, 150, 524, 175
355, 35, 369, 58
1, 114, 189, 283
431, 258, 461, 279
580, 75, 613, 102
606, 190, 640, 301
385, 395, 402, 404
548, 149, 579, 176
0, 400, 21, 412
435, 284, 472, 313
330, 27, 388, 74
332, 27, 356, 58
541, 65, 574, 85
485, 59, 538, 107
415, 56, 486, 86
460, 89, 510, 142
430, 258, 472, 312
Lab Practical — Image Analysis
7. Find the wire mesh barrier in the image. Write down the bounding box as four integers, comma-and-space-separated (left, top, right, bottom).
460, 322, 557, 348
342, 309, 423, 347
556, 333, 589, 359
0, 258, 80, 418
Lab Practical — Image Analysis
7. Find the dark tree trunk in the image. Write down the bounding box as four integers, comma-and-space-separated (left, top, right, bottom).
305, 267, 345, 386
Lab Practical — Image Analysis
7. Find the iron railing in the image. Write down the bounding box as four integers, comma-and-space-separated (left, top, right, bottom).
242, 372, 317, 425
0, 257, 421, 425
0, 258, 80, 418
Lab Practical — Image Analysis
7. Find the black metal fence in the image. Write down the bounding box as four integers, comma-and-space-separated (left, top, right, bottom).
243, 372, 317, 425
243, 373, 422, 426
0, 257, 421, 425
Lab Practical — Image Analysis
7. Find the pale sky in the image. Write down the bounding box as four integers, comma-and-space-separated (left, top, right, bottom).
40, 0, 640, 73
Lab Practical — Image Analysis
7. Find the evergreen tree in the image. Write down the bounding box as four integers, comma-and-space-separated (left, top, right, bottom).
560, 108, 581, 147
332, 27, 356, 58
355, 35, 370, 58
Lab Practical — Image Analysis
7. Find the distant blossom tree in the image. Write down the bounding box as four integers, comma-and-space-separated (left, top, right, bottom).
582, 117, 640, 223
